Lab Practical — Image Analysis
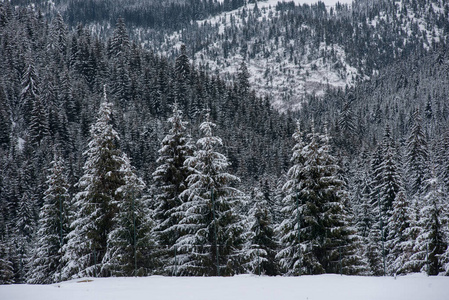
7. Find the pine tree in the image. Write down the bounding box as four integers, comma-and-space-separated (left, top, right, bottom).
277, 123, 363, 275
174, 44, 191, 111
378, 126, 401, 222
20, 58, 40, 125
367, 126, 402, 275
49, 12, 68, 65
175, 114, 245, 276
237, 61, 250, 95
385, 189, 415, 275
0, 87, 10, 149
406, 109, 428, 196
102, 155, 152, 277
27, 154, 70, 284
276, 122, 306, 275
13, 189, 35, 283
109, 18, 130, 59
0, 238, 14, 284
440, 132, 449, 192
410, 174, 448, 275
62, 88, 138, 279
152, 104, 194, 274
28, 95, 50, 146
245, 187, 278, 275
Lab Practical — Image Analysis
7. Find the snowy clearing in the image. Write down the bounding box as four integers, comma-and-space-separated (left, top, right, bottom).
1, 274, 448, 300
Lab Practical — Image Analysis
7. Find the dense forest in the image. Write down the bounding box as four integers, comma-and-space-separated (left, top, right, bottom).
1, 0, 449, 284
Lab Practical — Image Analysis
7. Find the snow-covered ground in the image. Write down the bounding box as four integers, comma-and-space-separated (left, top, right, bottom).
1, 274, 448, 300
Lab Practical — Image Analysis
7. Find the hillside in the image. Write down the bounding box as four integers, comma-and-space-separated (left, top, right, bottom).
133, 0, 448, 110
14, 1, 449, 110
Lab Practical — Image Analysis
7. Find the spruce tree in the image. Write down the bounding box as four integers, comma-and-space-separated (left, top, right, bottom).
14, 191, 35, 283
62, 89, 142, 279
102, 155, 152, 277
152, 104, 194, 274
0, 238, 14, 284
406, 109, 428, 196
367, 126, 402, 275
245, 187, 278, 275
385, 189, 415, 275
175, 114, 245, 276
410, 174, 448, 275
27, 154, 70, 284
276, 122, 306, 275
278, 123, 363, 275
20, 58, 40, 125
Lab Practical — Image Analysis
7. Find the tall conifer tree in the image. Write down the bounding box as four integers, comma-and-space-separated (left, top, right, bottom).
175, 114, 245, 276
62, 88, 144, 279
152, 104, 194, 274
27, 154, 70, 283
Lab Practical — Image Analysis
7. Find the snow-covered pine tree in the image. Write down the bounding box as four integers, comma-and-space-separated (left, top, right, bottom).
152, 104, 194, 274
440, 132, 449, 189
377, 126, 401, 223
175, 113, 245, 276
277, 123, 363, 275
0, 237, 14, 284
367, 125, 401, 275
27, 154, 70, 284
409, 173, 448, 275
244, 187, 278, 276
62, 88, 142, 279
276, 122, 306, 275
102, 155, 152, 277
237, 61, 250, 95
13, 190, 35, 283
355, 176, 373, 240
20, 58, 40, 125
351, 168, 374, 276
28, 94, 50, 146
385, 188, 415, 275
109, 17, 130, 59
174, 44, 191, 111
406, 109, 428, 196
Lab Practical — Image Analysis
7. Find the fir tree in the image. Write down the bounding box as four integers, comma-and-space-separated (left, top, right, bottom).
27, 154, 70, 284
237, 61, 250, 95
278, 124, 363, 275
406, 109, 428, 196
385, 189, 415, 275
367, 126, 402, 274
175, 114, 245, 276
28, 95, 50, 146
245, 187, 278, 275
109, 18, 130, 59
0, 238, 14, 284
276, 122, 306, 275
20, 58, 40, 125
152, 104, 194, 274
102, 155, 152, 277
174, 44, 191, 111
410, 174, 448, 275
62, 88, 139, 279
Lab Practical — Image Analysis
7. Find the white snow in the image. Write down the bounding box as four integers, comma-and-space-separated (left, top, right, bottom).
1, 274, 448, 300
17, 137, 25, 151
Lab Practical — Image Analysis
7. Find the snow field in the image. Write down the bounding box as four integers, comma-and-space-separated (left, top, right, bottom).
1, 274, 448, 300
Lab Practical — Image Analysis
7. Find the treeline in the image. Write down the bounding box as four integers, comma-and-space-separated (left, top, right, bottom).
11, 0, 247, 30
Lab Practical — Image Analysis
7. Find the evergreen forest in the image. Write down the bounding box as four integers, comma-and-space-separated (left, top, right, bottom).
1, 0, 449, 284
